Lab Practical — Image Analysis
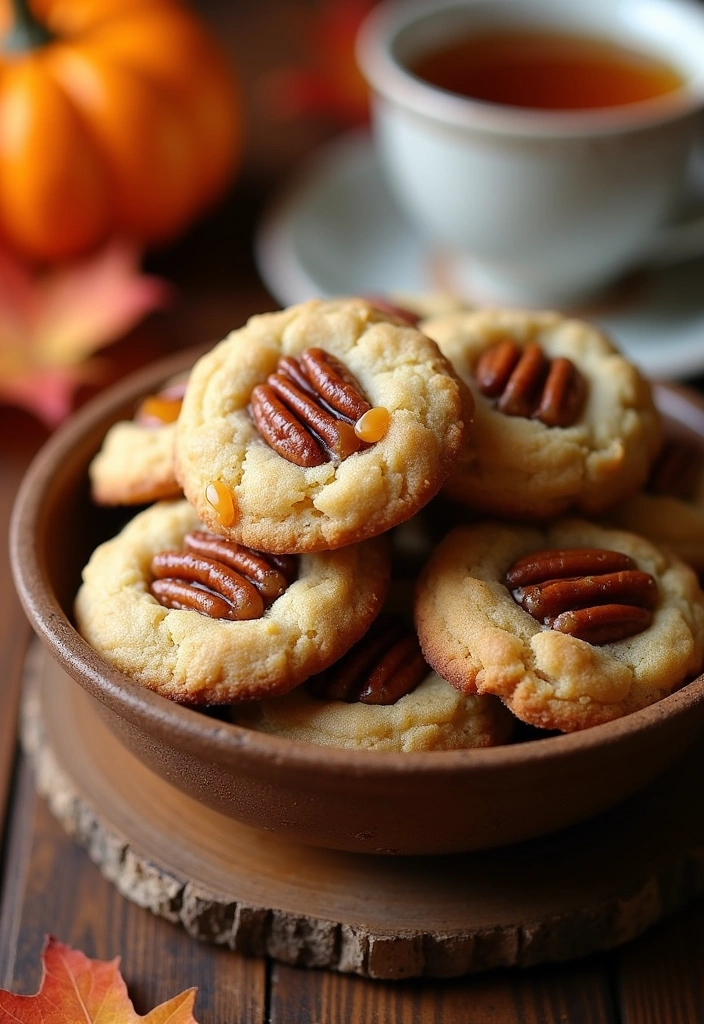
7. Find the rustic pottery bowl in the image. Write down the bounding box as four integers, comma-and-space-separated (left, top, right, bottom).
10, 349, 704, 855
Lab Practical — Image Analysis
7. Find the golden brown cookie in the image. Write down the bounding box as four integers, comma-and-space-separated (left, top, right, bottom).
74, 500, 390, 704
421, 308, 662, 520
414, 519, 704, 732
89, 373, 188, 505
174, 298, 473, 552
232, 613, 514, 752
233, 674, 514, 752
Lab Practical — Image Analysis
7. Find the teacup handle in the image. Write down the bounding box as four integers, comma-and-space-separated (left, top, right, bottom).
643, 211, 704, 264
643, 144, 704, 265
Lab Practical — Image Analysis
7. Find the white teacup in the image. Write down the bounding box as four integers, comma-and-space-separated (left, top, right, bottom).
356, 0, 704, 306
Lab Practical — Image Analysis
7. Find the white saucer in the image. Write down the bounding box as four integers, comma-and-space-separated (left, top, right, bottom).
255, 130, 704, 381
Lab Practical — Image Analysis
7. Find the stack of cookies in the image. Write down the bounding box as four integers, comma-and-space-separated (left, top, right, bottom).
75, 297, 704, 748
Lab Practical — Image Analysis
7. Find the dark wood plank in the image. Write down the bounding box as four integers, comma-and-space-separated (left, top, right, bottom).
269, 957, 618, 1023
0, 754, 267, 1023
0, 410, 49, 846
615, 903, 704, 1024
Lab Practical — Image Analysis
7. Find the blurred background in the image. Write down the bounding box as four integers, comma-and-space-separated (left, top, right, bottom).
163, 0, 373, 317
152, 0, 372, 334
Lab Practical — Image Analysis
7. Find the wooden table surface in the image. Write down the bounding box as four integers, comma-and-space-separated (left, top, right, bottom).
3, 2, 704, 1020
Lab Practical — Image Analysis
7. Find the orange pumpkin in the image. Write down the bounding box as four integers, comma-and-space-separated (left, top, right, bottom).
0, 0, 241, 261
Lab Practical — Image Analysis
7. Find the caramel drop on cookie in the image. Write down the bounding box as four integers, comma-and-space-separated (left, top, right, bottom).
205, 481, 235, 526
136, 394, 183, 426
355, 406, 390, 443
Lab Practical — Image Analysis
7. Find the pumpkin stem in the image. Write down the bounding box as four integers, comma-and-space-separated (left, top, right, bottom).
3, 0, 53, 53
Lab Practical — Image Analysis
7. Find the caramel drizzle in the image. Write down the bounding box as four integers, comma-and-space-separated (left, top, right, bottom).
250, 347, 372, 467
308, 614, 428, 705
150, 531, 297, 621
475, 339, 586, 427
505, 547, 658, 645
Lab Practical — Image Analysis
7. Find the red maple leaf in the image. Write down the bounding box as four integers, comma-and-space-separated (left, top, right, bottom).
0, 242, 170, 428
0, 937, 199, 1023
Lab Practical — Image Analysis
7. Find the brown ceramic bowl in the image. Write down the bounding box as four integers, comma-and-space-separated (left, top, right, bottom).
10, 349, 704, 855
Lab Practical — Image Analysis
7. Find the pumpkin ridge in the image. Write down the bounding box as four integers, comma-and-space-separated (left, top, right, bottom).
0, 0, 240, 259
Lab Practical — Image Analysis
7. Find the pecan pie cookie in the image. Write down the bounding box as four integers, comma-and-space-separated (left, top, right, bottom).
174, 298, 473, 553
232, 614, 514, 751
415, 519, 704, 732
420, 308, 661, 520
74, 499, 390, 703
89, 373, 188, 505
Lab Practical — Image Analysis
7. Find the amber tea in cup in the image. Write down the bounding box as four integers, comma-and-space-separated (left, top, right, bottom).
410, 29, 684, 111
357, 0, 704, 305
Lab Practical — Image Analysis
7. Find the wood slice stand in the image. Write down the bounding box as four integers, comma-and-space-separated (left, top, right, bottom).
20, 640, 704, 980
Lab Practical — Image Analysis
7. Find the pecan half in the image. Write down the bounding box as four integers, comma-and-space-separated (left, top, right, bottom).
535, 358, 587, 428
506, 548, 636, 588
474, 338, 522, 398
647, 439, 703, 500
149, 532, 297, 621
475, 339, 586, 428
496, 342, 549, 419
308, 615, 428, 705
250, 385, 326, 467
182, 531, 296, 602
364, 296, 422, 326
266, 370, 362, 460
301, 348, 371, 421
552, 604, 653, 645
505, 546, 658, 645
514, 570, 658, 621
250, 347, 381, 467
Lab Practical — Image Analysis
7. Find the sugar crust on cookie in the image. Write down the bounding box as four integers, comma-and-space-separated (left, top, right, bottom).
232, 673, 514, 752
421, 308, 662, 520
174, 298, 473, 552
75, 500, 390, 704
415, 519, 704, 732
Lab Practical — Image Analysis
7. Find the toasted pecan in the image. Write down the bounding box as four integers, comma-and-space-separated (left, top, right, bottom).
250, 383, 327, 467
250, 347, 385, 467
149, 532, 297, 621
505, 546, 657, 644
308, 615, 428, 705
647, 439, 703, 500
551, 604, 653, 645
475, 339, 586, 427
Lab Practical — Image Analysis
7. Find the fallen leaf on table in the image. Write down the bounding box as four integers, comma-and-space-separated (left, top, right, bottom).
0, 936, 199, 1023
0, 242, 170, 428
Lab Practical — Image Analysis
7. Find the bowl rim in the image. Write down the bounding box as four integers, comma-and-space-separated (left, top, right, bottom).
10, 347, 704, 780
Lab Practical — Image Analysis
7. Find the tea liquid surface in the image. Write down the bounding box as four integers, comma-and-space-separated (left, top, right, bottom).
411, 30, 684, 110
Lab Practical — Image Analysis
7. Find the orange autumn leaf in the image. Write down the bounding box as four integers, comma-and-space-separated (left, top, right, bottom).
0, 241, 170, 427
0, 936, 199, 1024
